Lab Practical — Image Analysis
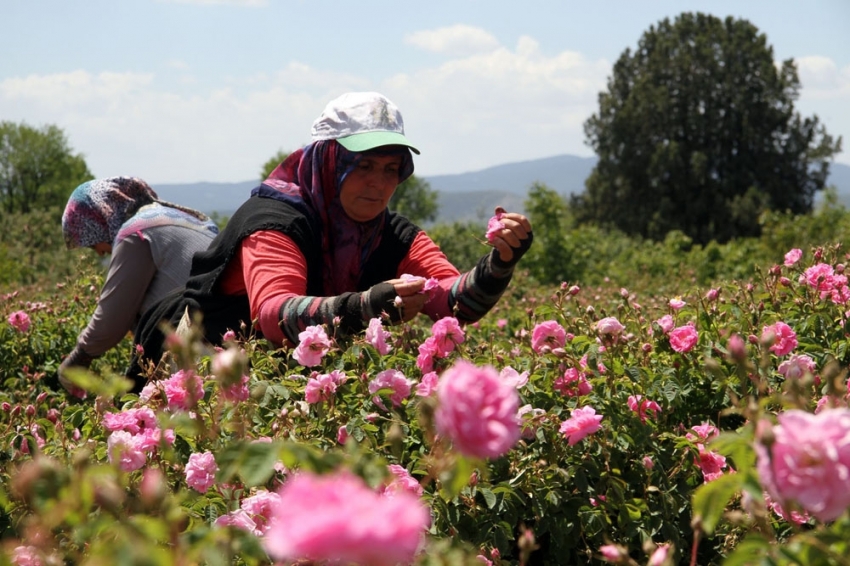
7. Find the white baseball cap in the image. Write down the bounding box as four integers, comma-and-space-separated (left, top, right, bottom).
311, 92, 420, 154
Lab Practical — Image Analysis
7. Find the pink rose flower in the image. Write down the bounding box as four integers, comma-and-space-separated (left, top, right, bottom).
369, 369, 413, 409
627, 395, 661, 424
263, 471, 430, 566
215, 509, 258, 534
648, 544, 671, 566
554, 367, 592, 397
416, 371, 439, 397
654, 314, 674, 334
382, 464, 423, 498
12, 546, 43, 566
293, 325, 331, 367
304, 370, 347, 404
485, 212, 505, 243
559, 406, 603, 446
337, 425, 349, 444
435, 360, 521, 459
499, 366, 529, 388
430, 317, 465, 357
599, 544, 628, 563
365, 317, 392, 355
416, 337, 437, 372
755, 408, 850, 522
778, 354, 817, 381
106, 431, 148, 472
669, 324, 698, 353
784, 248, 803, 267
761, 321, 797, 357
668, 297, 686, 310
240, 489, 281, 534
696, 448, 728, 482
7, 310, 30, 333
531, 320, 567, 353
162, 370, 204, 411
596, 316, 625, 337
185, 451, 218, 493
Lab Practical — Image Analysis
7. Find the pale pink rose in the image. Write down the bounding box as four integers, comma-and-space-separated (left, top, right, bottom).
669, 324, 698, 353
215, 509, 258, 534
697, 449, 728, 482
337, 425, 349, 444
778, 354, 817, 381
435, 360, 521, 459
595, 316, 625, 337
430, 317, 465, 357
727, 334, 747, 361
416, 337, 437, 372
761, 321, 797, 357
103, 407, 158, 434
554, 367, 592, 397
263, 471, 430, 566
365, 317, 392, 355
212, 347, 248, 387
485, 212, 505, 243
241, 490, 281, 534
784, 248, 803, 267
7, 310, 30, 333
185, 451, 218, 493
497, 318, 508, 329
293, 325, 331, 367
304, 370, 346, 404
755, 408, 850, 522
643, 456, 654, 470
599, 544, 628, 563
705, 288, 719, 301
668, 297, 686, 310
686, 422, 719, 445
161, 370, 204, 411
221, 329, 237, 343
11, 545, 43, 566
499, 366, 529, 388
369, 369, 413, 409
416, 371, 439, 397
531, 320, 567, 353
559, 406, 603, 446
107, 430, 148, 472
627, 395, 662, 424
518, 404, 546, 440
648, 544, 671, 566
654, 314, 675, 334
382, 464, 423, 498
580, 354, 606, 375
221, 373, 250, 403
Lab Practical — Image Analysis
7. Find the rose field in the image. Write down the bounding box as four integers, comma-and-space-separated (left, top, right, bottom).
4, 207, 850, 565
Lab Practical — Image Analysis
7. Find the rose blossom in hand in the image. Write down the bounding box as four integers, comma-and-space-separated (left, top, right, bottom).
485, 212, 505, 243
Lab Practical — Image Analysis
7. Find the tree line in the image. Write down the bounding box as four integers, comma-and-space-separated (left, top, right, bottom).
1, 12, 843, 280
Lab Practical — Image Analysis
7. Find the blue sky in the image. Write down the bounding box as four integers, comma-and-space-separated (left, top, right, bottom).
3, 0, 849, 184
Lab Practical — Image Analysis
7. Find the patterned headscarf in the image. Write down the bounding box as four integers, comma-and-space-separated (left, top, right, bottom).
62, 177, 158, 249
254, 140, 414, 296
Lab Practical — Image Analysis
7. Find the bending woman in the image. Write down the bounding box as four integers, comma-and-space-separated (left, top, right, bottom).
133, 92, 532, 374
59, 177, 219, 393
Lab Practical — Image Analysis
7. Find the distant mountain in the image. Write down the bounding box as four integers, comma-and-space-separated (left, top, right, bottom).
152, 155, 850, 223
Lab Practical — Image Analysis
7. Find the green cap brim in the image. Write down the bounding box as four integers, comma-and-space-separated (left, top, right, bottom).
337, 131, 420, 154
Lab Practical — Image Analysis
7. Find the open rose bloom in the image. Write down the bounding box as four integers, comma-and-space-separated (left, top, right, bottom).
755, 408, 850, 522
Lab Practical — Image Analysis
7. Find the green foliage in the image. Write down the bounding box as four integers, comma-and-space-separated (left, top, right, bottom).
427, 220, 488, 272
259, 150, 290, 181
8, 207, 850, 563
390, 175, 439, 225
574, 12, 842, 245
0, 122, 93, 214
522, 183, 585, 284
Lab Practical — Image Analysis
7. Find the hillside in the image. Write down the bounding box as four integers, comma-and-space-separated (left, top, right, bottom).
152, 155, 850, 223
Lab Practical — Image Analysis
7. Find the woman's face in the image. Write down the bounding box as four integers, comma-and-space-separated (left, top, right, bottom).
339, 154, 403, 222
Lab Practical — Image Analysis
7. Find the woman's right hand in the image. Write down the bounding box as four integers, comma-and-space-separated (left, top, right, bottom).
386, 277, 427, 322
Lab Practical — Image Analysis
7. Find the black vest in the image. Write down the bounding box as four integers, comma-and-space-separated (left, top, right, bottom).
132, 195, 420, 373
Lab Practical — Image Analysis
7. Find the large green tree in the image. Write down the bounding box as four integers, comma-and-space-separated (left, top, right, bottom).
573, 12, 842, 245
0, 122, 92, 214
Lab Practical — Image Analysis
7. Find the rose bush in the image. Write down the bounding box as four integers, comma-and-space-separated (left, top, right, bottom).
4, 237, 850, 564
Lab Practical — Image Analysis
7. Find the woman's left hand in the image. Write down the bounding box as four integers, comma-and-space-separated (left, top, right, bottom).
489, 206, 533, 264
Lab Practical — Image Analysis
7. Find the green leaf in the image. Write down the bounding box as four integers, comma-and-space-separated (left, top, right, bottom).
479, 487, 497, 509
720, 534, 772, 566
691, 472, 742, 535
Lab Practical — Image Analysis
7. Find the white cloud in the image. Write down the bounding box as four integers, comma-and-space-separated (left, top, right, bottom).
405, 25, 500, 57
796, 55, 850, 99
